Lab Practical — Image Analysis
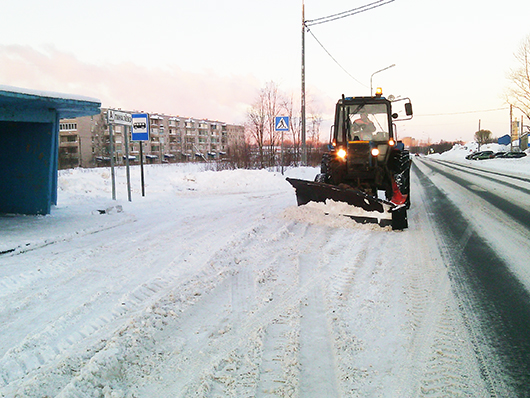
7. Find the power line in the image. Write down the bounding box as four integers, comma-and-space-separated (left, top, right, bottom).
300, 0, 395, 164
303, 0, 395, 87
306, 28, 368, 88
417, 107, 509, 117
305, 0, 395, 26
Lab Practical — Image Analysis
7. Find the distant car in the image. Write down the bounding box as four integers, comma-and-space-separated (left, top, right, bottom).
466, 150, 494, 160
503, 152, 527, 158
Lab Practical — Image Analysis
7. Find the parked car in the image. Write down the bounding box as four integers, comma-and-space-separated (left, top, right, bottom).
492, 152, 508, 158
466, 150, 494, 160
503, 152, 527, 158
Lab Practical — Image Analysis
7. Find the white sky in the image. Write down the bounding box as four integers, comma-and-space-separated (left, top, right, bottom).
1, 0, 529, 142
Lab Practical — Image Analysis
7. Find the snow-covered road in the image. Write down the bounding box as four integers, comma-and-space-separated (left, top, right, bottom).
414, 156, 530, 396
1, 152, 529, 397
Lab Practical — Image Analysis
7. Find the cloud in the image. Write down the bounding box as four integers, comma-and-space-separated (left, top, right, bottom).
0, 45, 260, 124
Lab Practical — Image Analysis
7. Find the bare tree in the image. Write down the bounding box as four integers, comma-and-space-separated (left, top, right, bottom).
307, 112, 323, 162
507, 35, 530, 119
282, 94, 302, 165
246, 90, 267, 168
246, 81, 287, 168
246, 81, 325, 168
474, 129, 493, 150
263, 81, 284, 167
91, 112, 109, 166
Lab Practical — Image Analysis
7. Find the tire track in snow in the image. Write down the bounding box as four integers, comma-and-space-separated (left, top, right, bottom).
325, 233, 389, 397
411, 160, 524, 397
60, 218, 345, 397
0, 195, 282, 396
325, 163, 490, 398
42, 217, 306, 397
298, 268, 339, 397
255, 313, 299, 397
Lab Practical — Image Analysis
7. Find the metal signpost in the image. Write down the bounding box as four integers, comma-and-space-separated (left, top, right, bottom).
107, 109, 133, 201
275, 116, 290, 175
132, 113, 150, 196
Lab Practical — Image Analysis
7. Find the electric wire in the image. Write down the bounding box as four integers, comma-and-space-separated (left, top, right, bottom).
303, 0, 395, 88
417, 108, 509, 117
305, 0, 395, 26
306, 27, 368, 88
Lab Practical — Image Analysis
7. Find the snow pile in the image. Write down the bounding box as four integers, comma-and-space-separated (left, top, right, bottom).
427, 142, 509, 160
283, 199, 392, 231
1, 165, 318, 254
59, 165, 318, 202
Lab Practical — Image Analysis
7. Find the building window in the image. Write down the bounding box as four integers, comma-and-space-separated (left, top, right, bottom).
59, 123, 77, 131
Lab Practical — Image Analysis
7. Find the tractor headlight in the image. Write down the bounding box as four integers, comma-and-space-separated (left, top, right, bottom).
388, 139, 396, 146
371, 147, 380, 157
337, 148, 347, 159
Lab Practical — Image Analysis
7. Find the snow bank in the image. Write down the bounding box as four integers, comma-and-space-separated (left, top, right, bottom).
427, 142, 530, 176
58, 165, 318, 203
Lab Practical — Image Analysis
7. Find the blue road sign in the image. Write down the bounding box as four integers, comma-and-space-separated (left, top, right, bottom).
275, 116, 290, 132
131, 113, 149, 141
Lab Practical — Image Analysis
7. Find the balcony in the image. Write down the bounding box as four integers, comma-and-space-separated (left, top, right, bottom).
60, 141, 78, 148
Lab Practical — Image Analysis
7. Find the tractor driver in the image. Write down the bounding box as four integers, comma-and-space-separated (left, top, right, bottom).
351, 112, 376, 140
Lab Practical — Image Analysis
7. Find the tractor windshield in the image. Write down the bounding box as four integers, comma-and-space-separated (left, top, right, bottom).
346, 103, 390, 142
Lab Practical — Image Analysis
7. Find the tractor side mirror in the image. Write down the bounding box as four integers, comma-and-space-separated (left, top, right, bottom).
405, 102, 413, 116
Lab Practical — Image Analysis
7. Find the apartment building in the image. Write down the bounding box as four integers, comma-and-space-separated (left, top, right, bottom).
58, 109, 245, 169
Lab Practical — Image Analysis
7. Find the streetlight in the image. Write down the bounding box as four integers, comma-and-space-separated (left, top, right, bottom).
370, 64, 395, 96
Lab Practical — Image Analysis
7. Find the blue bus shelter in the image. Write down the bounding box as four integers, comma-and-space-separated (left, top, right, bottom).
0, 86, 101, 215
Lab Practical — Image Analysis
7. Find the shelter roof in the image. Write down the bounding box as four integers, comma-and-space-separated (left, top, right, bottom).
0, 85, 101, 119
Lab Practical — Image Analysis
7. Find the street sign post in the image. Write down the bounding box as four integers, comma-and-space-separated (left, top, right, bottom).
275, 116, 290, 174
107, 109, 133, 201
108, 109, 132, 125
275, 116, 290, 132
132, 113, 150, 196
132, 113, 149, 141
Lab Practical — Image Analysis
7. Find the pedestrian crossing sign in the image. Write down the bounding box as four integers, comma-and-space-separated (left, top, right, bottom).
275, 116, 290, 132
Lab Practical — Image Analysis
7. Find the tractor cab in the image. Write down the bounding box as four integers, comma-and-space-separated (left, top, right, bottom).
331, 95, 395, 184
335, 98, 393, 145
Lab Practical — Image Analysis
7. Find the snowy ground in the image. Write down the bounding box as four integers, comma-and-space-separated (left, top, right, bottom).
1, 147, 529, 397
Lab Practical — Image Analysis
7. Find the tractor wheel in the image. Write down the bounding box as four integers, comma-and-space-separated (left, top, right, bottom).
390, 149, 411, 209
328, 160, 346, 186
320, 153, 330, 174
316, 153, 332, 184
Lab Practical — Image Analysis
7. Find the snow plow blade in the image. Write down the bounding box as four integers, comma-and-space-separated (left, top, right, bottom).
286, 178, 407, 230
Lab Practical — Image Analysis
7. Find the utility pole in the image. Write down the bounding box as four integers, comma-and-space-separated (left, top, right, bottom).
301, 0, 307, 166
510, 104, 513, 151
301, 1, 394, 166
